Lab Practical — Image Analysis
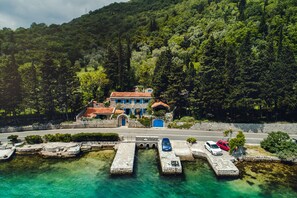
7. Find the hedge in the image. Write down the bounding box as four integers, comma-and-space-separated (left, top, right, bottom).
71, 133, 119, 142
25, 135, 43, 144
44, 133, 72, 142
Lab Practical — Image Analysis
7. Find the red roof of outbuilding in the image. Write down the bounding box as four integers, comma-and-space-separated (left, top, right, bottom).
83, 107, 114, 118
110, 92, 152, 98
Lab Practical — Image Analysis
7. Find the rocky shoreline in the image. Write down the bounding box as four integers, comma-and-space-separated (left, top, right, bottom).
15, 141, 119, 158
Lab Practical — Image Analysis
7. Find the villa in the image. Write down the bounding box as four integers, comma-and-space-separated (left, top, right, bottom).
109, 91, 152, 117
77, 89, 153, 126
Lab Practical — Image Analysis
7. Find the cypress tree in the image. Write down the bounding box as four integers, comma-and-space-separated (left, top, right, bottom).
259, 0, 268, 38
152, 49, 172, 100
258, 40, 275, 118
57, 57, 80, 120
1, 54, 22, 117
238, 0, 246, 21
104, 45, 118, 90
223, 43, 238, 119
164, 57, 186, 118
197, 36, 226, 119
234, 32, 262, 120
40, 53, 58, 118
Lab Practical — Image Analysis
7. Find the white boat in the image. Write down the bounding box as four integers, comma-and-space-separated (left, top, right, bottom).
14, 142, 25, 147
67, 145, 81, 155
0, 146, 16, 161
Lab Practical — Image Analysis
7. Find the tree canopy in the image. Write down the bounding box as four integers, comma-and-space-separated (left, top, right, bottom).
0, 0, 297, 124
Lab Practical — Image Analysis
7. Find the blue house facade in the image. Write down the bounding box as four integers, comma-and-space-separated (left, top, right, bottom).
110, 92, 152, 117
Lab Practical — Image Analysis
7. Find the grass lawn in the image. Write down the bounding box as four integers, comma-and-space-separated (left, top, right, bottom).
245, 145, 277, 157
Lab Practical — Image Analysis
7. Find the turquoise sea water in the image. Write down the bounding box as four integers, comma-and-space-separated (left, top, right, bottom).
0, 150, 296, 198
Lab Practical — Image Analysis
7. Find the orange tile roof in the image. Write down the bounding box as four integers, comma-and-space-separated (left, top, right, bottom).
110, 92, 152, 98
151, 101, 170, 109
115, 109, 125, 114
83, 107, 114, 118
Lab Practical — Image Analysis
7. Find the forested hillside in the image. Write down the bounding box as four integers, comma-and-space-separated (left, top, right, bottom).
0, 0, 297, 125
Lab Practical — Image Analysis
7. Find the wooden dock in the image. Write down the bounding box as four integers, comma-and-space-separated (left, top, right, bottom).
110, 143, 136, 175
158, 140, 182, 174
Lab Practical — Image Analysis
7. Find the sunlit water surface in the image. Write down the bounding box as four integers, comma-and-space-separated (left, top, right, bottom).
0, 150, 296, 198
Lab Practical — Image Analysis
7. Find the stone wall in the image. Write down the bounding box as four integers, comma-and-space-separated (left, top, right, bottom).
61, 120, 117, 129
0, 123, 60, 133
128, 120, 146, 128
0, 120, 118, 133
190, 122, 297, 134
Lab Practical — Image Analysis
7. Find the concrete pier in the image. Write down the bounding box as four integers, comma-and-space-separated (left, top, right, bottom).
171, 140, 194, 161
158, 140, 182, 174
191, 142, 239, 177
110, 143, 136, 175
135, 136, 158, 148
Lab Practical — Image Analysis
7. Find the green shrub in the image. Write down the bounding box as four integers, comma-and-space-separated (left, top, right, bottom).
72, 133, 119, 142
229, 131, 246, 153
7, 135, 19, 143
167, 122, 193, 129
130, 114, 137, 119
44, 134, 57, 142
180, 123, 193, 129
277, 142, 297, 160
179, 116, 195, 122
187, 137, 197, 144
138, 117, 151, 128
223, 129, 233, 139
153, 110, 166, 117
44, 133, 72, 142
260, 131, 290, 153
25, 135, 43, 144
56, 133, 72, 142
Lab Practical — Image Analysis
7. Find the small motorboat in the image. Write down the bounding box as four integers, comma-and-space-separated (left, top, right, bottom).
0, 145, 16, 161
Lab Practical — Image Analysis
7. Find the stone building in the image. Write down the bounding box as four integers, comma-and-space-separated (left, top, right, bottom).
109, 91, 152, 117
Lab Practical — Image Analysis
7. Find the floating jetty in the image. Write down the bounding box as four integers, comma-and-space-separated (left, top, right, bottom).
110, 143, 136, 175
158, 140, 182, 174
191, 142, 239, 177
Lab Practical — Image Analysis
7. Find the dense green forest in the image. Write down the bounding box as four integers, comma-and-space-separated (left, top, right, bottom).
0, 0, 297, 125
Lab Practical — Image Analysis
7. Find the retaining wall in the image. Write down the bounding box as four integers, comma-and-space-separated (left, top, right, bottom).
191, 122, 297, 134
61, 120, 117, 129
128, 120, 146, 128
